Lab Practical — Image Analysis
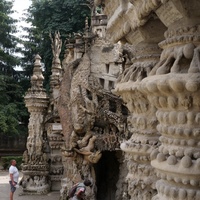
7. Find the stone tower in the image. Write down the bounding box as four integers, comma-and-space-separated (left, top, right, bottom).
22, 55, 50, 194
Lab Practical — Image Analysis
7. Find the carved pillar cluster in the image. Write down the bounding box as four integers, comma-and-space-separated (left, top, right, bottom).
110, 5, 168, 197
114, 42, 163, 199
99, 0, 200, 199
139, 1, 200, 199
22, 55, 50, 194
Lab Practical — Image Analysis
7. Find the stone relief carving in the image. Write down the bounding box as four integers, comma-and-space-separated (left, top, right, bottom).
23, 1, 200, 199
58, 15, 130, 199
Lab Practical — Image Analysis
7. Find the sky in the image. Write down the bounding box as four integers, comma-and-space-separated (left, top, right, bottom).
12, 0, 32, 37
11, 0, 32, 70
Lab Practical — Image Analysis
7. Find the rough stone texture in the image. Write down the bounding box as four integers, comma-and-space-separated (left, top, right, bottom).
22, 0, 200, 199
100, 0, 200, 199
58, 17, 130, 200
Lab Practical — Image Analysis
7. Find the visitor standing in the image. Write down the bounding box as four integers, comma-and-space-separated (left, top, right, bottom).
9, 159, 19, 200
72, 179, 92, 200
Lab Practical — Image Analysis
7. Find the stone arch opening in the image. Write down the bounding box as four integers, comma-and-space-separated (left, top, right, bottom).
94, 151, 120, 200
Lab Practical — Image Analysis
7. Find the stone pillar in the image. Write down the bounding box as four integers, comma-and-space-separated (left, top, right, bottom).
139, 1, 200, 199
74, 34, 84, 60
114, 17, 165, 198
114, 47, 160, 199
47, 32, 64, 191
22, 55, 49, 194
49, 31, 62, 109
46, 123, 64, 191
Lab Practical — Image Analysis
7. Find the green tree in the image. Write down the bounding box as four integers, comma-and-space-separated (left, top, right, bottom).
0, 75, 28, 135
0, 0, 29, 137
21, 0, 90, 91
0, 0, 20, 71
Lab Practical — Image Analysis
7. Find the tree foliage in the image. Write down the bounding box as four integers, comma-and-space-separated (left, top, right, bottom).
0, 0, 20, 71
0, 0, 91, 137
0, 0, 29, 136
21, 0, 91, 91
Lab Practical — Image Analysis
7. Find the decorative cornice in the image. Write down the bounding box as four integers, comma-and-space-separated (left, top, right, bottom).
105, 0, 163, 43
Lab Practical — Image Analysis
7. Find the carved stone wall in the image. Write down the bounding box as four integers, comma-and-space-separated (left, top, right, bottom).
58, 15, 130, 200
97, 0, 200, 200
23, 1, 200, 199
23, 13, 130, 200
62, 42, 127, 200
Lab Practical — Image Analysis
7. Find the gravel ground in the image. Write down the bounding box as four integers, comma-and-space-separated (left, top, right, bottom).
0, 170, 60, 200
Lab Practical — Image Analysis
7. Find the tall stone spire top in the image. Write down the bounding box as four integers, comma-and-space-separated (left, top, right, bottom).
31, 54, 44, 88
50, 31, 62, 66
50, 32, 62, 90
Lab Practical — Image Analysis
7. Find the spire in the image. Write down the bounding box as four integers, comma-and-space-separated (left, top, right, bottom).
50, 31, 62, 65
31, 54, 44, 88
50, 32, 62, 89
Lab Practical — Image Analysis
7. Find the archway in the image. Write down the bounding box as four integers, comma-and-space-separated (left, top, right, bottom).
94, 151, 120, 200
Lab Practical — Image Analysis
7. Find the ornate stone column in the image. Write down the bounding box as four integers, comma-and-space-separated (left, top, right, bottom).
47, 32, 64, 191
102, 1, 166, 199
22, 55, 49, 194
114, 43, 161, 200
139, 1, 200, 199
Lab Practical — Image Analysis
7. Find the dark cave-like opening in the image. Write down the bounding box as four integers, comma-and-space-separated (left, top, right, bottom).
94, 151, 119, 200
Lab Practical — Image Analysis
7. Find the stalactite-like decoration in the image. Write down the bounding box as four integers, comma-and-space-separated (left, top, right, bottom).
139, 1, 200, 199
141, 25, 200, 200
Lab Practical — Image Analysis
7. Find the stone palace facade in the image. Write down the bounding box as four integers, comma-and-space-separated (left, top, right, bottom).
21, 1, 200, 200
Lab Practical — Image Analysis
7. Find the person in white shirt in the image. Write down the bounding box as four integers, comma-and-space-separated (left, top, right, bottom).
9, 160, 19, 200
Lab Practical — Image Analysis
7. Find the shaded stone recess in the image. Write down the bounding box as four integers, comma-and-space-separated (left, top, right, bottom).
22, 0, 200, 200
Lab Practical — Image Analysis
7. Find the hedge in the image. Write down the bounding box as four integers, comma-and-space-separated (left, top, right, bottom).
1, 156, 23, 170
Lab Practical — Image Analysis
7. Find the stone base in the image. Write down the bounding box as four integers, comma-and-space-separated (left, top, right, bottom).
22, 185, 50, 195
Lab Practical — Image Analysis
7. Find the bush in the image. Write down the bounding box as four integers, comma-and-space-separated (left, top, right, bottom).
1, 156, 23, 170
